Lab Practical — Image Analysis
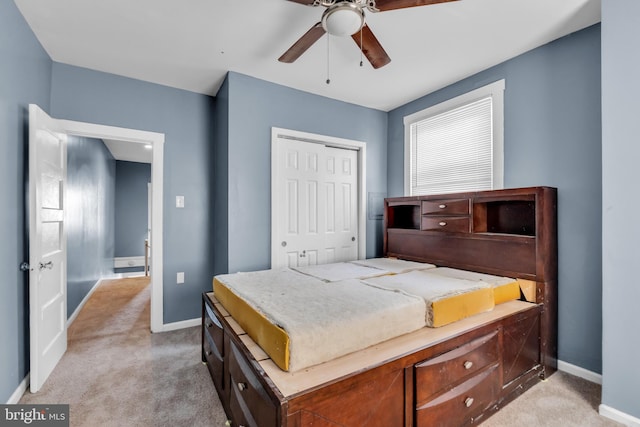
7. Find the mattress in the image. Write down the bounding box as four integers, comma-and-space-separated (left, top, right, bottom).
293, 258, 436, 282
292, 262, 390, 282
213, 268, 426, 372
363, 270, 494, 327
429, 267, 521, 305
350, 257, 437, 274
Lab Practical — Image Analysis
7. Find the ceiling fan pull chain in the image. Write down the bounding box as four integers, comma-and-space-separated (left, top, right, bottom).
326, 34, 331, 84
360, 27, 364, 67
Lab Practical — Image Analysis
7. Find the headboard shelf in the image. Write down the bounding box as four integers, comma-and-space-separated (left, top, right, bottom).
383, 186, 557, 283
474, 200, 536, 236
386, 203, 421, 230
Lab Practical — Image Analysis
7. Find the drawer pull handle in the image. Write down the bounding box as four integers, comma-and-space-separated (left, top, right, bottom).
463, 361, 473, 370
205, 350, 212, 356
439, 204, 447, 209
465, 397, 474, 408
439, 221, 447, 227
237, 382, 247, 391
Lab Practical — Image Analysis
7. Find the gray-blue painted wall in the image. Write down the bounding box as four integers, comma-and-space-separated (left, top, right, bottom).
601, 0, 640, 419
212, 77, 229, 277
115, 161, 151, 259
388, 25, 602, 373
0, 0, 52, 404
66, 136, 116, 316
49, 63, 216, 324
224, 72, 388, 273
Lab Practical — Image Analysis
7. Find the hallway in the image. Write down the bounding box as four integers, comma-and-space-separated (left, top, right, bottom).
20, 277, 225, 426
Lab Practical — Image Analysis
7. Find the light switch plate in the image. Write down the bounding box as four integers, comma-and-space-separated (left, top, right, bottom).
176, 196, 184, 208
177, 272, 185, 284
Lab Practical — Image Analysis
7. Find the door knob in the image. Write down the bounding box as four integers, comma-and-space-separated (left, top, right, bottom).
39, 261, 53, 271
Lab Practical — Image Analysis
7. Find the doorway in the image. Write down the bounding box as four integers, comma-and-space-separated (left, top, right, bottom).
60, 118, 164, 332
28, 106, 165, 392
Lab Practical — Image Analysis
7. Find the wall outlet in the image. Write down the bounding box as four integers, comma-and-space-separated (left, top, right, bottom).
176, 195, 185, 208
177, 272, 185, 284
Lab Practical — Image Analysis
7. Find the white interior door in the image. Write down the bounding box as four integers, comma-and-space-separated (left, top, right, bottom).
272, 137, 359, 268
28, 104, 68, 393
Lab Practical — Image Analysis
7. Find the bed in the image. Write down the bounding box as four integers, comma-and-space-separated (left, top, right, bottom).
202, 186, 557, 427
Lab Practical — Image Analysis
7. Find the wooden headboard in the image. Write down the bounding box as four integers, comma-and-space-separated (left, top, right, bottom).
384, 186, 557, 282
383, 186, 558, 371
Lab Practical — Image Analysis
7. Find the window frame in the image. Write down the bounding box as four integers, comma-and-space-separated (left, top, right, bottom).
403, 79, 505, 196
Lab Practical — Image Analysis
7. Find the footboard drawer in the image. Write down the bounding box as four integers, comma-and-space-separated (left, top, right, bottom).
228, 341, 277, 427
415, 331, 499, 401
415, 363, 500, 427
204, 303, 224, 356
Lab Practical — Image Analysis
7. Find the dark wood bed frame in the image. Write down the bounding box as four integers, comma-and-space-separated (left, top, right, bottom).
202, 186, 557, 427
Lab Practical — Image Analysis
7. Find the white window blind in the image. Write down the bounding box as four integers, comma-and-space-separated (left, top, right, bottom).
404, 80, 505, 197
410, 97, 493, 195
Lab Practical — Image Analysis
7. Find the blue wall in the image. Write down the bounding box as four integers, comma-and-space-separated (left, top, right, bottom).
601, 0, 640, 419
0, 0, 52, 404
50, 63, 216, 324
66, 136, 116, 316
212, 77, 229, 277
224, 72, 388, 273
388, 25, 602, 373
115, 161, 151, 261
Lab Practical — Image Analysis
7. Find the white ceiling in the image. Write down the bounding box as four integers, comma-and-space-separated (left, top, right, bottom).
103, 139, 152, 163
15, 0, 600, 112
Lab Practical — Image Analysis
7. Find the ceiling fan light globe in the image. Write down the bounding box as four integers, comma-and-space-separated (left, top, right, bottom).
322, 4, 364, 36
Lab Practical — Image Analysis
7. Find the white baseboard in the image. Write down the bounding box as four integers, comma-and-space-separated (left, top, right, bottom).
114, 256, 146, 269
557, 359, 602, 384
67, 279, 103, 327
599, 404, 640, 426
7, 374, 29, 404
161, 317, 201, 332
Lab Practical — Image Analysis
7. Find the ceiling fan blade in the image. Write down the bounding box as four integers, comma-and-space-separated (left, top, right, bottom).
285, 0, 317, 4
351, 24, 391, 69
279, 22, 326, 63
373, 0, 459, 12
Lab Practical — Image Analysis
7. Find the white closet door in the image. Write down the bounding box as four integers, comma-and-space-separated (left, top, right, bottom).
272, 138, 359, 268
323, 146, 358, 263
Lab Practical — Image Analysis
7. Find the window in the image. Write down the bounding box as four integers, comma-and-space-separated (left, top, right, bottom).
404, 80, 505, 196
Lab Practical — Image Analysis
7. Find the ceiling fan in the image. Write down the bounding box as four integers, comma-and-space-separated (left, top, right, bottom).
278, 0, 459, 69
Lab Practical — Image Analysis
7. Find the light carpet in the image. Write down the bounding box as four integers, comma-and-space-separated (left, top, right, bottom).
20, 276, 226, 427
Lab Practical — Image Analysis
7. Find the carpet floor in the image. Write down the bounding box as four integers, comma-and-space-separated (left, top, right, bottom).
20, 277, 621, 426
19, 277, 226, 427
